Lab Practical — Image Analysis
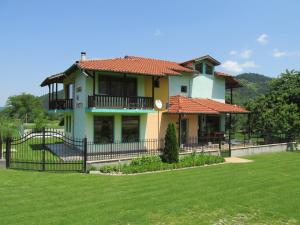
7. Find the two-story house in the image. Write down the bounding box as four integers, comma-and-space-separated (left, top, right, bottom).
41, 52, 248, 148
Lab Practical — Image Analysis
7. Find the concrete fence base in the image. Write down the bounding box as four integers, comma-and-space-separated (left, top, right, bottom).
231, 142, 297, 157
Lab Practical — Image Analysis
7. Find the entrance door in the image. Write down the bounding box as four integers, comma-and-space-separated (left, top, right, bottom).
180, 119, 188, 145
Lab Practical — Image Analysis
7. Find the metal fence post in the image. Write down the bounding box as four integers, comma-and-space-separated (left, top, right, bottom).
0, 134, 2, 159
218, 136, 222, 156
83, 137, 88, 173
5, 137, 11, 169
42, 127, 46, 171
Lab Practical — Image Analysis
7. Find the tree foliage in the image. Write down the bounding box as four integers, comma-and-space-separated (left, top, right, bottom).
247, 70, 300, 138
162, 123, 179, 163
3, 93, 46, 123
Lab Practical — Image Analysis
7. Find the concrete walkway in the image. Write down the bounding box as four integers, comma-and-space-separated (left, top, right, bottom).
225, 157, 253, 163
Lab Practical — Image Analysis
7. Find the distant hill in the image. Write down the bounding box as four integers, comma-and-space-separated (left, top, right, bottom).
40, 90, 64, 110
0, 107, 5, 112
228, 73, 273, 105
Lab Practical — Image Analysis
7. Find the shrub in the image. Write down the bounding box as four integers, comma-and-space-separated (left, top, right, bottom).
131, 155, 162, 166
99, 165, 119, 173
88, 165, 97, 171
162, 123, 179, 163
98, 153, 225, 174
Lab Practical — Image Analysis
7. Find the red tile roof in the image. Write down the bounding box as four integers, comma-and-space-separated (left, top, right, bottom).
78, 56, 193, 76
168, 96, 249, 114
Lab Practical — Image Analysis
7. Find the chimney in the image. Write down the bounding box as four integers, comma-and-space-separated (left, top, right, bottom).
81, 52, 87, 61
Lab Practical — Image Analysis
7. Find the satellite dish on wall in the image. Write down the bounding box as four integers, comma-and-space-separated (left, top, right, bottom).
155, 99, 163, 109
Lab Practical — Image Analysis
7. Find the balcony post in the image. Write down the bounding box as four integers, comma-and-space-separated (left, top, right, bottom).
55, 82, 58, 100
152, 77, 155, 103
48, 85, 51, 109
93, 71, 96, 96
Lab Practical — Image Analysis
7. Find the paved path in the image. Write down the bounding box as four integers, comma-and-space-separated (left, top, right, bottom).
225, 157, 253, 163
46, 143, 83, 161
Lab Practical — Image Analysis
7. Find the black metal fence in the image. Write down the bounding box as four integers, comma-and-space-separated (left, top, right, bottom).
4, 128, 86, 172
1, 128, 296, 172
87, 139, 164, 161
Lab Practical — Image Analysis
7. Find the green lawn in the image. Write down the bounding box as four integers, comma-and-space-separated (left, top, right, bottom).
1, 152, 300, 225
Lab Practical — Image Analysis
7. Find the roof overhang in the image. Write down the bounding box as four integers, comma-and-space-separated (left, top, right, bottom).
40, 73, 65, 87
181, 55, 221, 66
214, 72, 243, 89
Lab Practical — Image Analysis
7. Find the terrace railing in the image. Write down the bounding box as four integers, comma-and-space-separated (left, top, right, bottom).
88, 95, 154, 109
49, 99, 73, 110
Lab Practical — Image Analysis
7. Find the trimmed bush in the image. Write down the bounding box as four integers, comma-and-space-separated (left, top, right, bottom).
162, 123, 179, 163
98, 154, 225, 174
131, 155, 162, 166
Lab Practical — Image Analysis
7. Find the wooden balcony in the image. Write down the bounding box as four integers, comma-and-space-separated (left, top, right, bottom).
49, 99, 73, 110
88, 95, 154, 109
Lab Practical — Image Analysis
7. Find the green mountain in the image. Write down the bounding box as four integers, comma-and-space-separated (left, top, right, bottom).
229, 73, 273, 105
40, 90, 64, 110
0, 107, 5, 112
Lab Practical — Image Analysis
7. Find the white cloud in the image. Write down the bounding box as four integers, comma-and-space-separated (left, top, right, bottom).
229, 50, 238, 56
257, 33, 268, 44
229, 49, 252, 58
153, 29, 162, 37
240, 49, 252, 59
273, 48, 287, 57
222, 60, 258, 73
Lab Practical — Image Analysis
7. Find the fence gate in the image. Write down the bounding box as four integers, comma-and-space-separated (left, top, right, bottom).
5, 129, 87, 172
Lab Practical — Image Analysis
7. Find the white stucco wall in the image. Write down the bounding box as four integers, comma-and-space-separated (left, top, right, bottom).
168, 72, 191, 97
191, 75, 225, 102
168, 62, 226, 103
73, 71, 88, 139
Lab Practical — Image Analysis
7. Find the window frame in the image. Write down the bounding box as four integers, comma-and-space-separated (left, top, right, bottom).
121, 116, 140, 142
205, 63, 213, 75
94, 116, 114, 144
195, 62, 204, 74
98, 75, 137, 97
181, 85, 188, 93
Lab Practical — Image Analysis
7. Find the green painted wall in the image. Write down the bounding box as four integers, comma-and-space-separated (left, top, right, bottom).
191, 61, 225, 102
73, 70, 87, 139
169, 72, 191, 97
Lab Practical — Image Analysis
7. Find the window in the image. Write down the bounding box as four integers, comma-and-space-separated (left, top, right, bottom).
195, 62, 204, 74
65, 116, 72, 133
65, 84, 74, 99
94, 116, 114, 143
65, 116, 69, 132
68, 116, 72, 133
181, 85, 187, 93
99, 76, 137, 96
206, 115, 220, 135
153, 79, 160, 88
206, 64, 213, 75
122, 116, 139, 142
99, 77, 110, 95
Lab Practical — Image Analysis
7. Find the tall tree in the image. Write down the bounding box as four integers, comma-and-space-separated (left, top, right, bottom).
162, 123, 179, 163
247, 70, 300, 139
4, 93, 45, 123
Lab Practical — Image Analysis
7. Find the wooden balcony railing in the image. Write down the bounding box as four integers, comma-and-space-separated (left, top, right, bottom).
88, 95, 154, 109
49, 99, 73, 110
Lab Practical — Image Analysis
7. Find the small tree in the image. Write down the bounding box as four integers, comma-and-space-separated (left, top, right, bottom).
162, 123, 179, 163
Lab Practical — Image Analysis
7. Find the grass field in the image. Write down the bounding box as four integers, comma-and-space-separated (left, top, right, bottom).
0, 152, 300, 225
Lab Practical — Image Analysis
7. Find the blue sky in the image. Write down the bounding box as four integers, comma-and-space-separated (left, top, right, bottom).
0, 0, 300, 106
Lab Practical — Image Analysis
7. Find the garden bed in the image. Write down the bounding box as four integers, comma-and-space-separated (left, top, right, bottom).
90, 154, 225, 175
